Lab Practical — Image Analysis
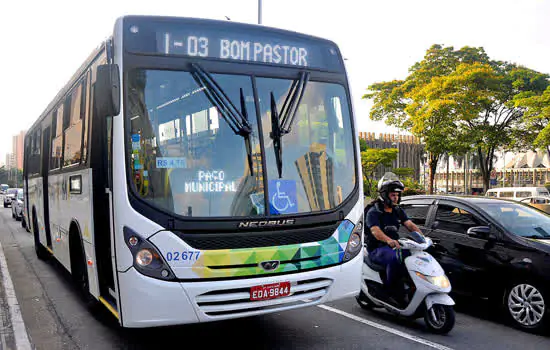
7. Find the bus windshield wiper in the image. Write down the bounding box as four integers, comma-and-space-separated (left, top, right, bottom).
269, 71, 310, 178
191, 63, 255, 175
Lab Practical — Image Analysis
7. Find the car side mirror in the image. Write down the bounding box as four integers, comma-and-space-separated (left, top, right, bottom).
467, 226, 493, 239
431, 221, 440, 230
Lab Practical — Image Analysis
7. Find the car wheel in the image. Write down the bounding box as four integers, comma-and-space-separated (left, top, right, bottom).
505, 282, 547, 333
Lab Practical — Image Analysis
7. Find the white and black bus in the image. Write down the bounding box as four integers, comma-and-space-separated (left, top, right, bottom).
23, 15, 363, 328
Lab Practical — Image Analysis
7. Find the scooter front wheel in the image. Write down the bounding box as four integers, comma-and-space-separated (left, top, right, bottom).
424, 304, 455, 334
355, 290, 374, 310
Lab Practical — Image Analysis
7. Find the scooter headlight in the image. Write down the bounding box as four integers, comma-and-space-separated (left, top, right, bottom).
415, 272, 450, 289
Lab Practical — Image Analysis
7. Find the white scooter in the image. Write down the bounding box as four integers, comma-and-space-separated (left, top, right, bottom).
356, 226, 455, 334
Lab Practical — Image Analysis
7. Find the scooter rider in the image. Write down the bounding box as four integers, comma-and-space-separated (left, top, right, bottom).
365, 173, 423, 304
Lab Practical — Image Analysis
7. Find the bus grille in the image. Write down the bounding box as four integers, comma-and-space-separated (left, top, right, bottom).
176, 223, 339, 250
195, 278, 332, 317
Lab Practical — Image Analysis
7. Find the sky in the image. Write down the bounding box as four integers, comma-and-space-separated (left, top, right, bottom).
1, 0, 549, 165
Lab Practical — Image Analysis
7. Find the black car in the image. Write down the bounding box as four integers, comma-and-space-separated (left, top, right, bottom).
400, 195, 550, 332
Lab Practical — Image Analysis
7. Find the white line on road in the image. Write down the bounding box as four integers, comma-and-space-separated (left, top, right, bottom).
317, 304, 454, 350
0, 240, 33, 350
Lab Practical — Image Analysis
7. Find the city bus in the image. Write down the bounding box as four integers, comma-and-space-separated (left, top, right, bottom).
23, 15, 363, 328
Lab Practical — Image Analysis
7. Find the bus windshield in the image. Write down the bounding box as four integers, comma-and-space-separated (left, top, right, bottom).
126, 69, 356, 217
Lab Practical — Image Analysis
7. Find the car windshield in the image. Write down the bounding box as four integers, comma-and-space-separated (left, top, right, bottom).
477, 202, 550, 239
125, 69, 356, 218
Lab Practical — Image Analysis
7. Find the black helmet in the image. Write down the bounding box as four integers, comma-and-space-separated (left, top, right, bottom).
378, 172, 405, 207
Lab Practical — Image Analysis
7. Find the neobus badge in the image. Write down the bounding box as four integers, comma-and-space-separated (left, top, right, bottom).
238, 219, 296, 229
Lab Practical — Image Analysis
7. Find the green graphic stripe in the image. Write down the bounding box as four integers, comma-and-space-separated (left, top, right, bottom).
191, 220, 355, 278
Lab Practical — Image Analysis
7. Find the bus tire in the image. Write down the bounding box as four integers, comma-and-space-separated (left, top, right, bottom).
69, 227, 98, 309
33, 212, 50, 260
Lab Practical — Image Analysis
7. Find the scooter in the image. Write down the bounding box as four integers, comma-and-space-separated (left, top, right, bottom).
356, 226, 455, 334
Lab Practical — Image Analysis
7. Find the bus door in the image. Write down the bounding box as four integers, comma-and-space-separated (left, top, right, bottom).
91, 82, 116, 297
41, 126, 53, 248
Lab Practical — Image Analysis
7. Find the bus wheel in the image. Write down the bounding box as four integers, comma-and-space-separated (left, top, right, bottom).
33, 214, 50, 260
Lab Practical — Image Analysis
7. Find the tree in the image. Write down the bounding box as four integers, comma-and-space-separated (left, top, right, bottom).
0, 166, 6, 185
422, 61, 548, 190
364, 44, 549, 192
364, 45, 488, 193
515, 85, 550, 159
0, 166, 23, 188
361, 148, 398, 198
359, 138, 368, 152
393, 168, 414, 178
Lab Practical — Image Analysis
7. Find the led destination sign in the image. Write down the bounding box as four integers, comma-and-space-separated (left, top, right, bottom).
162, 35, 309, 66
124, 18, 343, 71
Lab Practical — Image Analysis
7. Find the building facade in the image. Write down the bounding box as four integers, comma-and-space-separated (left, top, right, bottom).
12, 130, 26, 170
358, 132, 424, 181
434, 150, 550, 194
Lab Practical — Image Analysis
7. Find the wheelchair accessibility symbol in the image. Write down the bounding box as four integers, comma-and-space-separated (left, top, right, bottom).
268, 180, 297, 214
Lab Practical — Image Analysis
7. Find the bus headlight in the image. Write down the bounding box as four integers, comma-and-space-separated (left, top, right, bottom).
123, 227, 175, 281
343, 220, 363, 262
136, 249, 153, 266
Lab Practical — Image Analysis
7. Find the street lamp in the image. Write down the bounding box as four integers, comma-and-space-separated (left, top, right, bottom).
258, 0, 262, 24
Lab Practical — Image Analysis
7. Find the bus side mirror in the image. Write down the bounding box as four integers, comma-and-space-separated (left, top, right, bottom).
95, 64, 121, 118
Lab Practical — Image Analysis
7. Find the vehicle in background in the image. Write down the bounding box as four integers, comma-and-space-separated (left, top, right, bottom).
400, 195, 550, 333
3, 188, 19, 208
519, 196, 550, 214
12, 189, 24, 221
0, 184, 8, 194
486, 187, 550, 201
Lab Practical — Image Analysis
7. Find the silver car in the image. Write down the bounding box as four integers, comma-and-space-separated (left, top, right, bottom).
11, 189, 24, 221
3, 188, 18, 208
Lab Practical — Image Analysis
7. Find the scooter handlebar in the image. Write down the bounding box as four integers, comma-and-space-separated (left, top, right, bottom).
397, 237, 432, 250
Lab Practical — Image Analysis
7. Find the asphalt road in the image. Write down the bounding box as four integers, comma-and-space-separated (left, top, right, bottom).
0, 207, 549, 350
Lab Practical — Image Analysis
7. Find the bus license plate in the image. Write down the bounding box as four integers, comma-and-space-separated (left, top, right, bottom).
250, 282, 291, 301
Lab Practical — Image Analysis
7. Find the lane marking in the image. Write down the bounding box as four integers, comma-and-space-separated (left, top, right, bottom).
0, 240, 33, 350
318, 304, 454, 350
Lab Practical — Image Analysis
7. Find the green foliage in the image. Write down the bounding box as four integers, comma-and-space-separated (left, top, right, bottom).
361, 148, 398, 198
393, 168, 414, 178
359, 138, 368, 152
515, 85, 550, 154
401, 177, 425, 196
363, 44, 550, 192
0, 166, 23, 188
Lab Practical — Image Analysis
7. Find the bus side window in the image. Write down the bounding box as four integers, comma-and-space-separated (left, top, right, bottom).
51, 104, 64, 171
64, 81, 84, 166
82, 72, 91, 164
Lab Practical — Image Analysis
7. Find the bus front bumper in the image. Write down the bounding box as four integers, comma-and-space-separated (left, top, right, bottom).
117, 253, 361, 328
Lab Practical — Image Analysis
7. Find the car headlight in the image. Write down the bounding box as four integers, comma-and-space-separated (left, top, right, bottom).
415, 271, 450, 288
343, 220, 363, 262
